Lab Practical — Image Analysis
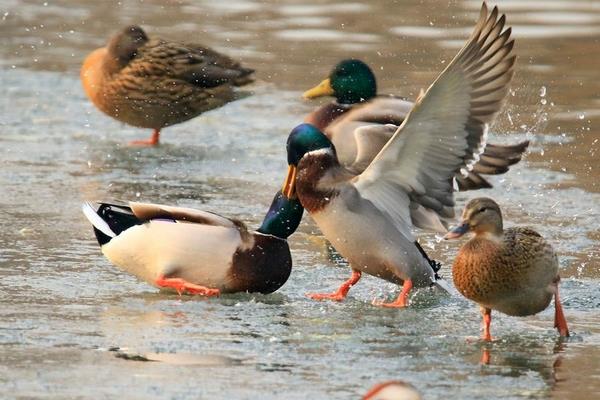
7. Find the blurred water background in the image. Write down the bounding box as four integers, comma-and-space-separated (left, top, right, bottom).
0, 0, 599, 399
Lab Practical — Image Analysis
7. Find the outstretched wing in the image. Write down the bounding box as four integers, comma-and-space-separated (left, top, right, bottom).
354, 3, 515, 234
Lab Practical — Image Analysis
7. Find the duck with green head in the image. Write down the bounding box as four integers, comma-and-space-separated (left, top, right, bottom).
303, 57, 528, 189
284, 3, 516, 306
82, 191, 303, 295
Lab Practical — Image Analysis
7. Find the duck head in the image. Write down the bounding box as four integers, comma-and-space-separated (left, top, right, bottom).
281, 123, 334, 198
107, 25, 149, 69
303, 59, 377, 104
257, 190, 304, 239
444, 197, 504, 239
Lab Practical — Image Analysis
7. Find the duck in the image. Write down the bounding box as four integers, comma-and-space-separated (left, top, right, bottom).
444, 197, 570, 340
363, 381, 421, 400
81, 25, 254, 145
281, 2, 515, 306
81, 190, 303, 295
303, 60, 528, 189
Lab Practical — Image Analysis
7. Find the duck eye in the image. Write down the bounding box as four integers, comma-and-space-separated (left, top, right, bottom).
478, 207, 488, 214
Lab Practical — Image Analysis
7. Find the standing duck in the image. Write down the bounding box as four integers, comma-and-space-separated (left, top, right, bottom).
82, 191, 303, 295
303, 59, 528, 188
444, 197, 570, 340
282, 2, 516, 306
81, 25, 254, 145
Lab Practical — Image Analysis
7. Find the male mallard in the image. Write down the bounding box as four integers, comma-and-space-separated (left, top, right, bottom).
363, 381, 421, 400
82, 191, 303, 295
303, 61, 528, 189
444, 197, 569, 340
282, 3, 515, 306
81, 25, 254, 145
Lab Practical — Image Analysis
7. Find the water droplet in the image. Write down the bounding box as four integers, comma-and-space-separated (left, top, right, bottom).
577, 113, 585, 120
136, 192, 141, 198
539, 86, 546, 97
540, 98, 547, 105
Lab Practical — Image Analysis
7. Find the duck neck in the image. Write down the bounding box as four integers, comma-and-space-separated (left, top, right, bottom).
305, 103, 352, 131
296, 148, 345, 213
257, 191, 304, 239
474, 230, 504, 243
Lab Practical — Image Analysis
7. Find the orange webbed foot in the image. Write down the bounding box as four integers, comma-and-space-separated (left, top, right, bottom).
155, 276, 220, 297
372, 279, 413, 308
307, 292, 347, 302
307, 270, 361, 303
371, 298, 408, 308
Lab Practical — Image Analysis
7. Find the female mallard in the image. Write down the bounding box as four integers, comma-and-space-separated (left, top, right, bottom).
444, 197, 569, 340
303, 60, 528, 189
82, 191, 303, 295
81, 25, 254, 145
282, 3, 515, 306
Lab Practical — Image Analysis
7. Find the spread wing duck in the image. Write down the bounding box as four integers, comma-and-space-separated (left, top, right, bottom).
303, 59, 527, 189
81, 25, 254, 145
282, 2, 515, 306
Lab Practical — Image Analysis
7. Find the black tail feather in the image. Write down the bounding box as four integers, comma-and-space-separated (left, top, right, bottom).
93, 203, 143, 246
414, 241, 442, 280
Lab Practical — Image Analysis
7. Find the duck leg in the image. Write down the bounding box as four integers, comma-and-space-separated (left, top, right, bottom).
481, 307, 493, 341
130, 129, 160, 146
307, 270, 361, 301
372, 279, 413, 308
156, 275, 220, 296
554, 286, 570, 337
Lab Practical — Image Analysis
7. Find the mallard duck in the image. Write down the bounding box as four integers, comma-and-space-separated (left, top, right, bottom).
81, 191, 303, 295
281, 3, 515, 306
363, 381, 421, 400
81, 25, 254, 145
303, 60, 528, 189
444, 197, 569, 340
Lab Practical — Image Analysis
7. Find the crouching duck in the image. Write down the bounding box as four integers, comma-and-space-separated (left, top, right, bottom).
303, 60, 528, 189
81, 25, 254, 145
445, 197, 570, 340
82, 191, 303, 295
282, 2, 515, 307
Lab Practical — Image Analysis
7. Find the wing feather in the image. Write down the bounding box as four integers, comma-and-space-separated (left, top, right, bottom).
354, 2, 514, 232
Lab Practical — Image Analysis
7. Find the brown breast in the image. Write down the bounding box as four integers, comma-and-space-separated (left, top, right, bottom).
452, 237, 516, 304
304, 102, 352, 131
226, 234, 292, 294
295, 151, 342, 213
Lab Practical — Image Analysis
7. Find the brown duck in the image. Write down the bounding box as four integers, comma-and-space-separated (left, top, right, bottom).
445, 197, 570, 340
81, 25, 254, 145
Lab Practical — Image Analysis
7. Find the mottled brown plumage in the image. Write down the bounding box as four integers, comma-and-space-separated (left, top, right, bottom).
446, 197, 569, 340
81, 25, 254, 144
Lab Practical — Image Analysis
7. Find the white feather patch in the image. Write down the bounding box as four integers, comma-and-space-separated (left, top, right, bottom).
82, 202, 116, 238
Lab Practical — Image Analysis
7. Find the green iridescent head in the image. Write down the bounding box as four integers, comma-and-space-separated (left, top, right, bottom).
257, 190, 304, 239
303, 59, 377, 104
285, 123, 333, 166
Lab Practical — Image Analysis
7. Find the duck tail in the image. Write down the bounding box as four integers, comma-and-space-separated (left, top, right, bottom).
414, 240, 458, 296
82, 202, 116, 246
82, 201, 143, 246
233, 67, 255, 86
